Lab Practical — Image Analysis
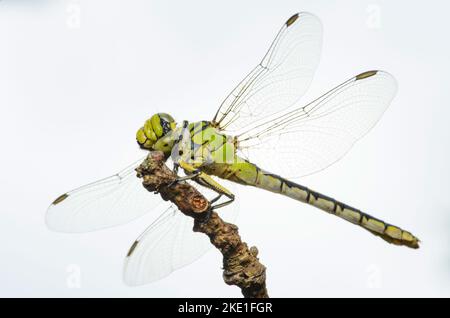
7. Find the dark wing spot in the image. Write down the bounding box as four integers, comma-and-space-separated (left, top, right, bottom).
286, 13, 299, 27
356, 70, 378, 80
52, 193, 68, 205
127, 240, 139, 257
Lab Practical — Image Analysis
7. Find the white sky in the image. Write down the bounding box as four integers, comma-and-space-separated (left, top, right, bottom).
0, 0, 449, 297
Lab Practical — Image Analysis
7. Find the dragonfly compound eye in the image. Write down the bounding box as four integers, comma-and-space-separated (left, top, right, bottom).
153, 113, 175, 137
136, 126, 155, 149
137, 113, 176, 149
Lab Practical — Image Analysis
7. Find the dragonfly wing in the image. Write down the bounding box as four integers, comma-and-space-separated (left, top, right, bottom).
212, 12, 322, 133
123, 181, 239, 286
236, 71, 397, 178
123, 205, 209, 285
46, 156, 163, 233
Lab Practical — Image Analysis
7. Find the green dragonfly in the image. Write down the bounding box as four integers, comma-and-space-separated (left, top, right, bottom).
47, 12, 419, 286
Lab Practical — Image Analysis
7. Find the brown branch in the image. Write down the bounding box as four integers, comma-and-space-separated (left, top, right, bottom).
136, 151, 268, 298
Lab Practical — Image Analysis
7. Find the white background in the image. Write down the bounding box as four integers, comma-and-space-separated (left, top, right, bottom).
0, 0, 449, 297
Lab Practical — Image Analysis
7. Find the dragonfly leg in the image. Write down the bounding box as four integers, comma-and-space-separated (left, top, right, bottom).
175, 170, 201, 182
194, 178, 235, 211
178, 161, 236, 212
172, 162, 179, 175
166, 169, 201, 188
198, 193, 235, 223
211, 194, 234, 210
210, 194, 222, 204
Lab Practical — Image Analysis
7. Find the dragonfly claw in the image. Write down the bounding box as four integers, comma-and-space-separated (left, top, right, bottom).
166, 179, 179, 188
198, 208, 213, 224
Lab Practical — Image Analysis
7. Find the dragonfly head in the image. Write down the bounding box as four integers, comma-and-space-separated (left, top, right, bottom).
136, 113, 176, 151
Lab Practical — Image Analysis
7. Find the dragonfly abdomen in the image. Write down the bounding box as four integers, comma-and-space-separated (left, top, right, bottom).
209, 160, 420, 249
265, 171, 419, 248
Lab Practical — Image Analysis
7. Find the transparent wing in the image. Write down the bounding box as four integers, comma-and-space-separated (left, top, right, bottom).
212, 12, 322, 133
46, 156, 164, 233
123, 180, 239, 286
236, 71, 397, 178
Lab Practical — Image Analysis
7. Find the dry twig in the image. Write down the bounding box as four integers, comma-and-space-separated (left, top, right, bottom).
136, 151, 268, 298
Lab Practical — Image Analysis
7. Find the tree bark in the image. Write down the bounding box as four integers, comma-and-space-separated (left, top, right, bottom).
136, 151, 269, 298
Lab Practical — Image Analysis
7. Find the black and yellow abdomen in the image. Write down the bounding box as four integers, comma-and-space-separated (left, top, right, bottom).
204, 158, 420, 249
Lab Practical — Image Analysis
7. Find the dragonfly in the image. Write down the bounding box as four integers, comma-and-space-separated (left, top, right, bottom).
47, 12, 420, 286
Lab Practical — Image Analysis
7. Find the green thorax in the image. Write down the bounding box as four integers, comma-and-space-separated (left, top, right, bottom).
151, 120, 240, 167
187, 121, 239, 166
